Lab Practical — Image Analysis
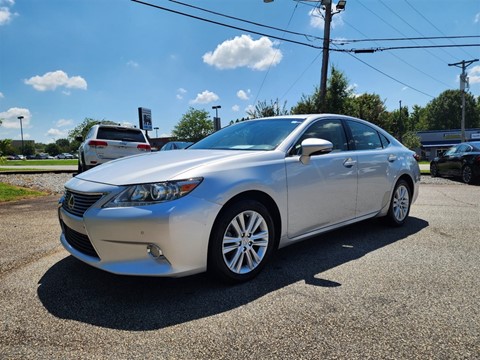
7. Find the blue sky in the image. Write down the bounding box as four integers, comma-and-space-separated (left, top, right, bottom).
1, 0, 479, 144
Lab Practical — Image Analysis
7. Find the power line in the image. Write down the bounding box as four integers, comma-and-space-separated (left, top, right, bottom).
378, 0, 458, 61
341, 47, 435, 99
333, 35, 480, 45
404, 0, 476, 59
340, 18, 452, 88
167, 0, 324, 43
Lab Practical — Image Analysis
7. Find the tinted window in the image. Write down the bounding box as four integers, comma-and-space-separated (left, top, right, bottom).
379, 133, 390, 148
347, 121, 383, 150
292, 119, 347, 154
97, 128, 146, 143
456, 144, 469, 153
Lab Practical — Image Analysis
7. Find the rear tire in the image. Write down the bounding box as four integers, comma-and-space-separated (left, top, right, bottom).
208, 199, 275, 283
430, 163, 438, 177
462, 165, 474, 184
386, 179, 411, 227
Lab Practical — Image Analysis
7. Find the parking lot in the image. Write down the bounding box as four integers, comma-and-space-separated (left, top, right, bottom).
1, 182, 479, 359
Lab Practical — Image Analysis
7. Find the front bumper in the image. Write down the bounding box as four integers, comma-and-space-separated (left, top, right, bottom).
58, 179, 221, 277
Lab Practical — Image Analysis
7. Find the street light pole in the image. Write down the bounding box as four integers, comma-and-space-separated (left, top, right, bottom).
17, 116, 24, 155
154, 127, 159, 138
212, 105, 221, 131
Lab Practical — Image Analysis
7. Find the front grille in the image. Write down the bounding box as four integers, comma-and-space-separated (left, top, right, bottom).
62, 190, 103, 217
62, 221, 99, 258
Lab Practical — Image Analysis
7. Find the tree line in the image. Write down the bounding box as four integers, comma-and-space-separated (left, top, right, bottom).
173, 67, 480, 150
2, 67, 479, 156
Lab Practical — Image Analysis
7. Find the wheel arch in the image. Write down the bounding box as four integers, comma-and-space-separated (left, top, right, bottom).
210, 190, 282, 250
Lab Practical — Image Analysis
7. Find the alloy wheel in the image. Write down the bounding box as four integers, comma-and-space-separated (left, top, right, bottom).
222, 210, 269, 275
392, 184, 410, 223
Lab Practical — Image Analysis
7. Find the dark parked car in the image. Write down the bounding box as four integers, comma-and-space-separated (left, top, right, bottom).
160, 141, 193, 151
430, 141, 480, 184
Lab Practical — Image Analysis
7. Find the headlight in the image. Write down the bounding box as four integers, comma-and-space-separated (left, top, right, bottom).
104, 178, 203, 207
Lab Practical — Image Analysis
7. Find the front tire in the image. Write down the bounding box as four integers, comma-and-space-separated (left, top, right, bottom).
386, 179, 411, 227
208, 199, 275, 283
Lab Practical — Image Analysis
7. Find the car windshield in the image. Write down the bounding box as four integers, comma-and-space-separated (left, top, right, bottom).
190, 118, 305, 151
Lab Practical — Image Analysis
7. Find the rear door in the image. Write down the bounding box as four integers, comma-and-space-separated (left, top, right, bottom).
285, 119, 357, 238
346, 120, 396, 218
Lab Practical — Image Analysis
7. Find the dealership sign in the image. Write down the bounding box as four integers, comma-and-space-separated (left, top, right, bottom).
138, 107, 152, 131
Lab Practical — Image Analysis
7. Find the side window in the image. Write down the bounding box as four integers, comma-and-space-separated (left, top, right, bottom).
85, 127, 95, 140
456, 144, 468, 153
379, 133, 390, 148
292, 119, 347, 155
444, 146, 457, 156
347, 121, 383, 151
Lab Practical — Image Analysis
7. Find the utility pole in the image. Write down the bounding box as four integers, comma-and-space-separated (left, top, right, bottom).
319, 1, 332, 113
448, 59, 478, 142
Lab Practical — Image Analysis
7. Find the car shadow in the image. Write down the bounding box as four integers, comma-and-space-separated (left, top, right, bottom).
37, 217, 428, 331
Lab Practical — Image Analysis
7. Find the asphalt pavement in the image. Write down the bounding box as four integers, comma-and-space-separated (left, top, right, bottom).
0, 183, 478, 359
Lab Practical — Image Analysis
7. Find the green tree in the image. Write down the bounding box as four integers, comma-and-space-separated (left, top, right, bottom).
45, 143, 60, 156
424, 90, 479, 130
55, 138, 70, 153
23, 142, 35, 156
68, 118, 117, 141
292, 66, 352, 114
171, 108, 213, 142
247, 99, 289, 118
409, 105, 428, 131
346, 93, 388, 128
324, 66, 352, 114
402, 131, 422, 150
0, 139, 14, 156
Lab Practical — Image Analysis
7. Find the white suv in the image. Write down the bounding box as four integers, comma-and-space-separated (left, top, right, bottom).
77, 125, 151, 173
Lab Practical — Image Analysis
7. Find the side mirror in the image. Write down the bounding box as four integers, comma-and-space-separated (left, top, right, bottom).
300, 138, 333, 164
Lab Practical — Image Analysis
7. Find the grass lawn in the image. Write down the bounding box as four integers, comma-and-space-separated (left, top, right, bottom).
0, 168, 42, 172
0, 183, 47, 202
4, 159, 77, 166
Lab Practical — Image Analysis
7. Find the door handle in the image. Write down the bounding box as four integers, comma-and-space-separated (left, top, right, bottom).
343, 158, 356, 168
388, 154, 397, 162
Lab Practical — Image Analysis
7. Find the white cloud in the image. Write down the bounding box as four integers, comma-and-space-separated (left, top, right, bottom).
176, 87, 187, 100
24, 70, 87, 91
475, 13, 480, 23
468, 65, 480, 85
46, 128, 68, 139
0, 107, 31, 129
232, 105, 240, 112
203, 35, 282, 71
309, 8, 344, 30
0, 92, 4, 98
56, 119, 73, 127
190, 90, 219, 104
0, 0, 15, 25
127, 60, 139, 68
237, 89, 251, 100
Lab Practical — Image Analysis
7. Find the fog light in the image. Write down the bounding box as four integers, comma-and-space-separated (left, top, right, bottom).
147, 243, 163, 259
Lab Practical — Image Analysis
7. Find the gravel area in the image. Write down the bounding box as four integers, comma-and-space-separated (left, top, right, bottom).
0, 173, 467, 195
0, 173, 73, 194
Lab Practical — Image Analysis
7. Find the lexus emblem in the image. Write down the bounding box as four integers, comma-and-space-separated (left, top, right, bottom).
67, 195, 75, 210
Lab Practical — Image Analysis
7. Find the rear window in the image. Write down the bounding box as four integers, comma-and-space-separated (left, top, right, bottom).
96, 128, 146, 143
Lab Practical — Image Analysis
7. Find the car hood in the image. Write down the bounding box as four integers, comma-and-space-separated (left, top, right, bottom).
75, 149, 262, 186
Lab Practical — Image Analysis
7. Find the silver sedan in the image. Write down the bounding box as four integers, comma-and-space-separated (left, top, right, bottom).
58, 114, 420, 282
